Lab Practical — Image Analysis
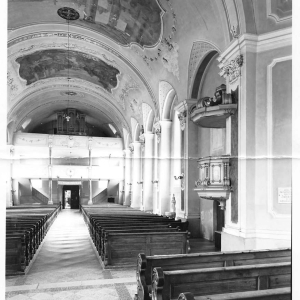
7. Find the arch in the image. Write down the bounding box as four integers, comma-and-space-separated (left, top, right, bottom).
158, 81, 174, 119
162, 89, 177, 121
131, 117, 140, 142
142, 103, 152, 131
146, 110, 155, 133
123, 128, 130, 149
7, 121, 15, 145
191, 50, 219, 99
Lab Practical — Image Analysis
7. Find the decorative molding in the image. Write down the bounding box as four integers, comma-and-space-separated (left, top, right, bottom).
267, 56, 292, 219
218, 28, 292, 64
266, 0, 292, 23
219, 54, 243, 83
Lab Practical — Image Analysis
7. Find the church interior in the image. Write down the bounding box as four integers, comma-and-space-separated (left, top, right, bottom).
2, 0, 294, 299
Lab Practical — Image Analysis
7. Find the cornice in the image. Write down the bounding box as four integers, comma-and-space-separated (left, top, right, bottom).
219, 27, 292, 62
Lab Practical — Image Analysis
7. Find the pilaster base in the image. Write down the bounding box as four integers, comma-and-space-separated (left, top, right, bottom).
48, 201, 53, 205
88, 200, 93, 205
221, 230, 291, 251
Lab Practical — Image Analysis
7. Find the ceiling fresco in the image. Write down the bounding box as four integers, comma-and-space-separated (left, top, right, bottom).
16, 49, 120, 92
8, 0, 164, 48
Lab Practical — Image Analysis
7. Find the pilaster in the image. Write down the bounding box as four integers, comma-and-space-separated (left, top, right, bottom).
131, 142, 142, 208
142, 133, 154, 211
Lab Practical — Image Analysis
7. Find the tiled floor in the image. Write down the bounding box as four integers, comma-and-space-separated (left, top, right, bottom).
5, 209, 136, 300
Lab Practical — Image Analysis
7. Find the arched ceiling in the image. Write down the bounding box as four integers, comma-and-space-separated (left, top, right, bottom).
8, 0, 165, 48
7, 0, 254, 141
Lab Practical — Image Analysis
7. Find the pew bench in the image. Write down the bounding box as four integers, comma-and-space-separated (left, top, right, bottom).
6, 205, 61, 275
95, 225, 180, 255
151, 262, 291, 300
135, 248, 291, 300
177, 287, 291, 300
6, 236, 26, 275
104, 231, 189, 267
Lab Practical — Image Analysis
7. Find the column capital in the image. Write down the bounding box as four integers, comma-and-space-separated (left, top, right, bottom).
129, 143, 134, 153
174, 99, 197, 114
123, 148, 131, 157
153, 122, 161, 143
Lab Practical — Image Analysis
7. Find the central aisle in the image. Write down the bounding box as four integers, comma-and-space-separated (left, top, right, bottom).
6, 209, 136, 300
29, 209, 102, 277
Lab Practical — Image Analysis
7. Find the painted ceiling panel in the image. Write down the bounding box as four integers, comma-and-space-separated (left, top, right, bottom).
8, 0, 164, 47
16, 49, 120, 92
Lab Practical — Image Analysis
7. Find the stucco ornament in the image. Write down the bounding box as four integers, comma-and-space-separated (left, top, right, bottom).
129, 144, 134, 153
159, 39, 180, 80
118, 77, 140, 111
7, 71, 19, 99
219, 55, 243, 83
178, 111, 187, 131
153, 122, 161, 143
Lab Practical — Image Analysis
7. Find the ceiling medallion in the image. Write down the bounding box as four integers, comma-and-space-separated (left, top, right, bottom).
57, 7, 80, 21
64, 91, 77, 96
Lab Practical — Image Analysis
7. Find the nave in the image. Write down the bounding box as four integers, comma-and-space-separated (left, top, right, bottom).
6, 204, 291, 300
6, 209, 137, 300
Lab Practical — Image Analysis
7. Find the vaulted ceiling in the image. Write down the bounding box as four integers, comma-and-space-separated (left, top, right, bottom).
8, 0, 278, 143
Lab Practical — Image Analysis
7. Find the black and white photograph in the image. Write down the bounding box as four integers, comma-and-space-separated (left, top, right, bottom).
1, 0, 296, 299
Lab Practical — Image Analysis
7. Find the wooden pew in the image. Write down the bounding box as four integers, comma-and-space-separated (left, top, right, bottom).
6, 205, 61, 275
177, 287, 291, 300
80, 205, 189, 268
151, 262, 291, 300
95, 225, 181, 256
136, 248, 291, 300
103, 231, 188, 267
6, 236, 26, 275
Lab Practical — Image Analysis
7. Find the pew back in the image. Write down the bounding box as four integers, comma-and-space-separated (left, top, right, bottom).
152, 262, 291, 300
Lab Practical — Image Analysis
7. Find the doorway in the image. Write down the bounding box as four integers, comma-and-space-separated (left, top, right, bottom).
62, 185, 80, 209
214, 201, 225, 249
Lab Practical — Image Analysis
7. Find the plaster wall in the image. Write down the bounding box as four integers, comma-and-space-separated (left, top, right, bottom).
18, 178, 31, 197
253, 46, 292, 237
253, 0, 292, 35
41, 180, 49, 197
